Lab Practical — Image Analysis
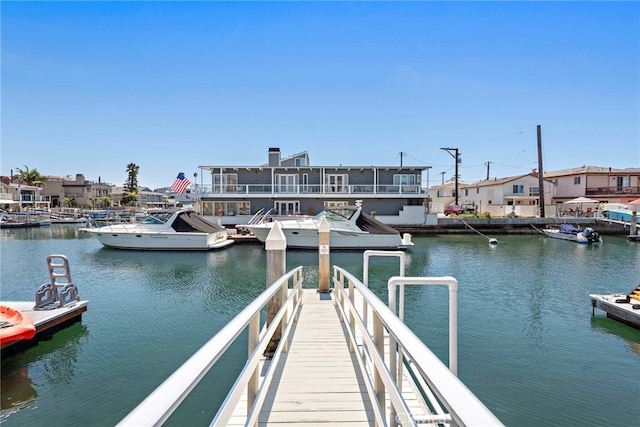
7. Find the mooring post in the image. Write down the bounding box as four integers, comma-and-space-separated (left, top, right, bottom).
265, 221, 287, 355
318, 216, 330, 293
631, 211, 637, 236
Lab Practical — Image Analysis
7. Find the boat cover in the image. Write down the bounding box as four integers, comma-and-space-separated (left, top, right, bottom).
356, 211, 400, 235
171, 211, 227, 233
559, 224, 580, 234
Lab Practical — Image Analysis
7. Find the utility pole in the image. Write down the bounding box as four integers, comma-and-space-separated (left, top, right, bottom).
485, 161, 490, 180
400, 151, 404, 167
537, 125, 545, 218
441, 147, 460, 205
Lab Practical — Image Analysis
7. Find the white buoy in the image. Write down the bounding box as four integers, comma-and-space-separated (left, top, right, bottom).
489, 238, 498, 245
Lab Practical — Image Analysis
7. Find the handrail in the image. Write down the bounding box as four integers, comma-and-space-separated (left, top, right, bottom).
332, 265, 503, 427
117, 267, 304, 427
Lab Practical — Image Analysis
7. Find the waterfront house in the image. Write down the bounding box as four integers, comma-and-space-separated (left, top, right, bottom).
544, 166, 640, 206
197, 147, 430, 225
42, 174, 112, 209
427, 172, 556, 217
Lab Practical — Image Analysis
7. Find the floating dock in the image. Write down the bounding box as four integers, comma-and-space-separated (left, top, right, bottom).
0, 300, 89, 358
590, 286, 640, 329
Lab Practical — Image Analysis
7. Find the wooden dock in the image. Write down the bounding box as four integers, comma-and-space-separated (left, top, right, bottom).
1, 300, 89, 358
590, 289, 640, 329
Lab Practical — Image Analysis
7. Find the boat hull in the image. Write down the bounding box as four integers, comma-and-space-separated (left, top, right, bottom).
543, 229, 602, 244
85, 230, 233, 250
245, 224, 410, 249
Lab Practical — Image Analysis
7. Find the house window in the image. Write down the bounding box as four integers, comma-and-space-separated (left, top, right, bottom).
392, 174, 416, 185
325, 174, 348, 193
213, 174, 238, 192
513, 185, 524, 194
616, 176, 630, 188
275, 201, 299, 215
275, 174, 298, 193
529, 187, 540, 196
295, 158, 307, 167
573, 177, 581, 185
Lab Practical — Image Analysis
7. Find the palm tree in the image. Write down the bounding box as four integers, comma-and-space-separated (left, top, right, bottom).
14, 165, 45, 186
121, 163, 140, 206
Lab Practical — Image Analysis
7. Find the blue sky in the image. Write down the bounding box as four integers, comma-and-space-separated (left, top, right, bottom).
2, 1, 638, 190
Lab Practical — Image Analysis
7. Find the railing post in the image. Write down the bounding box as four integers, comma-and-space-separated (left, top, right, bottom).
348, 279, 356, 352
318, 216, 331, 293
373, 312, 386, 423
248, 313, 260, 418
265, 221, 287, 355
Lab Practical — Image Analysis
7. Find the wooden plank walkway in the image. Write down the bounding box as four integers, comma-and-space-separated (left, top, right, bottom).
258, 289, 374, 426
229, 289, 375, 426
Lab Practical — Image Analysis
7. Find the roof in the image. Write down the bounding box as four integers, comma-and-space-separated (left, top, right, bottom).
544, 166, 640, 177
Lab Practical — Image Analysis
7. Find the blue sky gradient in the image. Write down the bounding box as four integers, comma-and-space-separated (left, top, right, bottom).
2, 1, 638, 189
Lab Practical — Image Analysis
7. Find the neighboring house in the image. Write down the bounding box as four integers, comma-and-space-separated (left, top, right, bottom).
0, 181, 47, 211
111, 186, 167, 208
427, 172, 555, 217
43, 174, 113, 208
544, 166, 640, 205
197, 147, 430, 224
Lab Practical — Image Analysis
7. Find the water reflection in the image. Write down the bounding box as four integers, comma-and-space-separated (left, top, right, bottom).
0, 323, 89, 421
0, 224, 91, 240
590, 315, 640, 357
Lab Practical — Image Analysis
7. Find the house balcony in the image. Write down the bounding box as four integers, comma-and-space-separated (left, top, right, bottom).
585, 186, 639, 196
196, 184, 424, 198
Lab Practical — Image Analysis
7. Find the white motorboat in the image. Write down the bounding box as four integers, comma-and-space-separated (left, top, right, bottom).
543, 223, 602, 244
239, 203, 413, 250
80, 209, 233, 250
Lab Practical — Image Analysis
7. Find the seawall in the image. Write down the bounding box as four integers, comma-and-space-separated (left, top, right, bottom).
392, 217, 631, 237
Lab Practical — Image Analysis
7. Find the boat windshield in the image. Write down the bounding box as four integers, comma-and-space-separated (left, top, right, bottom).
140, 212, 173, 225
314, 208, 353, 222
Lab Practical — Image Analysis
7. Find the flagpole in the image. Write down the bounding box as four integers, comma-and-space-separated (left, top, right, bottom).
193, 172, 199, 215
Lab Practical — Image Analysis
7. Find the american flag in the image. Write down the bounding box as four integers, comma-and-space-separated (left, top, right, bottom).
171, 172, 191, 195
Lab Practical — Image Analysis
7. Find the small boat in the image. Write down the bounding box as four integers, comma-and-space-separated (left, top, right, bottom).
238, 202, 413, 250
543, 223, 602, 244
0, 212, 50, 228
0, 306, 36, 345
80, 208, 234, 250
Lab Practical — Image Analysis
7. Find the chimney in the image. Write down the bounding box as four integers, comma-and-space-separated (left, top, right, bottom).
268, 147, 281, 167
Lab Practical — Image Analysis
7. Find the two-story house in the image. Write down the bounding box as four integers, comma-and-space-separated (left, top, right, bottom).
43, 174, 113, 208
197, 147, 430, 224
544, 166, 640, 205
427, 172, 556, 217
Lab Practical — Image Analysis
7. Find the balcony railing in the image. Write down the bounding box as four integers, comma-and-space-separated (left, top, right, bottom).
585, 186, 639, 196
196, 184, 423, 197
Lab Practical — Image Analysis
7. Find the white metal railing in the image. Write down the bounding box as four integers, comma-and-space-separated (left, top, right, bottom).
117, 267, 304, 427
332, 258, 503, 427
200, 183, 424, 197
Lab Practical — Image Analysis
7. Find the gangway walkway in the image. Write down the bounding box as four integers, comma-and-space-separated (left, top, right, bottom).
118, 251, 504, 427
248, 289, 374, 426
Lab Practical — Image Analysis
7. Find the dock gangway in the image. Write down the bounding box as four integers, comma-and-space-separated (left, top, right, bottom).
118, 251, 503, 426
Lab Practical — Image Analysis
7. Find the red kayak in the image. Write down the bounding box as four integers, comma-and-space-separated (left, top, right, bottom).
0, 305, 36, 345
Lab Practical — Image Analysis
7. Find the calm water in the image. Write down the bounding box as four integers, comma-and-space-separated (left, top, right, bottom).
1, 225, 639, 426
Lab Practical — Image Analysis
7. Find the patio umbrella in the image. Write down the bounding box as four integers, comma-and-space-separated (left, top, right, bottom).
564, 196, 599, 214
564, 196, 599, 204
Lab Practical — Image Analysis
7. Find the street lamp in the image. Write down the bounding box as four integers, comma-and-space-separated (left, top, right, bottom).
440, 147, 460, 205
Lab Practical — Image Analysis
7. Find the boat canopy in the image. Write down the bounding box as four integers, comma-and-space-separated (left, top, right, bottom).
172, 211, 226, 233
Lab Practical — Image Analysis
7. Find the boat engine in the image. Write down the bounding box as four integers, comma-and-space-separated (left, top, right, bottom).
582, 227, 600, 242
